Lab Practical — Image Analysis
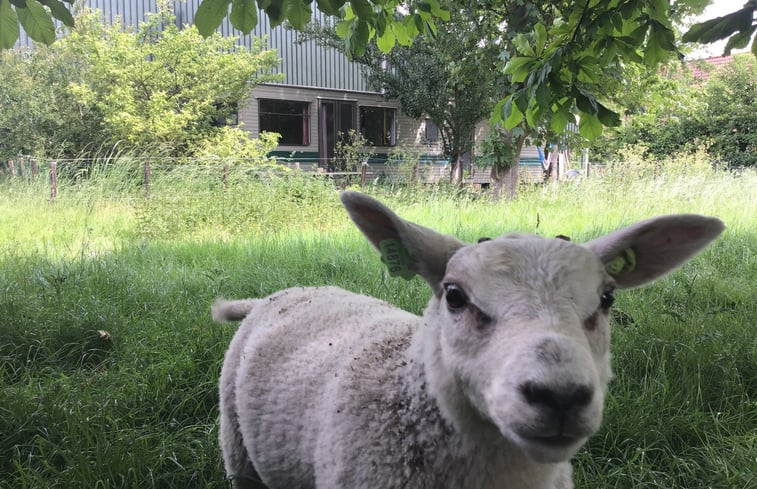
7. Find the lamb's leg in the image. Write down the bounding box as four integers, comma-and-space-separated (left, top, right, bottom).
219, 319, 268, 488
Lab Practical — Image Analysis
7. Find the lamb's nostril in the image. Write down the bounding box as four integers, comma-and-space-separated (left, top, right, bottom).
520, 382, 594, 411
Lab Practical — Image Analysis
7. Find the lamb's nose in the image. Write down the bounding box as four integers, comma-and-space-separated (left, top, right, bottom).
520, 381, 594, 414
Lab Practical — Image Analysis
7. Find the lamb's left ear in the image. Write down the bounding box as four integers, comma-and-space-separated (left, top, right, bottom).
584, 214, 725, 289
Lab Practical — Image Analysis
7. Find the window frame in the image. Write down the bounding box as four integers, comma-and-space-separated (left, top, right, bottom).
359, 106, 397, 147
258, 98, 311, 146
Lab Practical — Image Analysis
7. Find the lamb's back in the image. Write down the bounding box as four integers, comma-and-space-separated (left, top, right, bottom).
232, 286, 419, 487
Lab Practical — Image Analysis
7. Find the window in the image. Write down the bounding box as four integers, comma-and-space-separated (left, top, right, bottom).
424, 118, 439, 143
212, 102, 239, 127
359, 106, 396, 146
259, 99, 310, 145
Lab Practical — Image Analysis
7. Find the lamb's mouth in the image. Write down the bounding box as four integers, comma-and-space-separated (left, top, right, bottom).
511, 431, 587, 463
521, 433, 581, 448
507, 424, 590, 461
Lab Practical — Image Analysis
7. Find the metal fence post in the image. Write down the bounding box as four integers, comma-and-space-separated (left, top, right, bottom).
144, 160, 151, 198
50, 161, 58, 202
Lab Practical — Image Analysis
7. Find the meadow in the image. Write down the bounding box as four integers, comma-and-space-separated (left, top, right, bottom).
0, 162, 755, 488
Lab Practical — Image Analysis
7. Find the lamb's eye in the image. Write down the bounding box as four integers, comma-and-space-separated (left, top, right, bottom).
444, 283, 468, 310
600, 291, 615, 310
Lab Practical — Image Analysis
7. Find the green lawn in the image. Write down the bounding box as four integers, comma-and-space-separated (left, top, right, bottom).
1, 166, 754, 488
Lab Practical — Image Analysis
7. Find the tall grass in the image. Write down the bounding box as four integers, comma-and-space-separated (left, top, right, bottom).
0, 163, 754, 488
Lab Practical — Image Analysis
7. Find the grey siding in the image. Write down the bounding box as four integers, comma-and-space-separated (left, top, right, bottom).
14, 1, 372, 92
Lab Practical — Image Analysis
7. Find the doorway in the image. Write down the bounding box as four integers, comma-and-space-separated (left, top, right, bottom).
318, 100, 356, 170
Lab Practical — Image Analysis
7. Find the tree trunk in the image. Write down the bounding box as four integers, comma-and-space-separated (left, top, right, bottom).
490, 134, 526, 201
449, 151, 464, 185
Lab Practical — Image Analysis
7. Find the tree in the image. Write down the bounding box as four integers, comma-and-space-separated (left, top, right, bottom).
0, 38, 103, 158
0, 5, 282, 159
590, 54, 756, 167
302, 2, 502, 185
702, 54, 756, 166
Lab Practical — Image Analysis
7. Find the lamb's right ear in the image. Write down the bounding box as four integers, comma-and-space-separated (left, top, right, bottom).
341, 191, 464, 296
584, 214, 725, 289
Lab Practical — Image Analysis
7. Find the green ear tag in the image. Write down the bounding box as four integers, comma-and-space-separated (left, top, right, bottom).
606, 248, 637, 276
378, 239, 415, 280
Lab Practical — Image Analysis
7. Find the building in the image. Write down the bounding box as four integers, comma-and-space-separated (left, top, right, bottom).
14, 0, 548, 183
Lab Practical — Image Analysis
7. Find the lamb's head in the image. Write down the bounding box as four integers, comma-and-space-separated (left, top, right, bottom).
341, 191, 724, 464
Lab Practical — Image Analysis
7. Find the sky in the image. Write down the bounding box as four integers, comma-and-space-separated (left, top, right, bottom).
686, 0, 752, 59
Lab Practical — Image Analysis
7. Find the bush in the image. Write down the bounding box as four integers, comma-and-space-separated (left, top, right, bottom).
597, 54, 756, 168
0, 5, 282, 161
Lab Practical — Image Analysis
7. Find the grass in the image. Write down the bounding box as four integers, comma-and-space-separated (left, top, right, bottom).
0, 163, 755, 488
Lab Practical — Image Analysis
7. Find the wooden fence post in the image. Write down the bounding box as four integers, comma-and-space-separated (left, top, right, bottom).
18, 156, 25, 178
360, 162, 367, 187
8, 160, 15, 178
31, 158, 39, 177
50, 161, 58, 202
144, 160, 151, 198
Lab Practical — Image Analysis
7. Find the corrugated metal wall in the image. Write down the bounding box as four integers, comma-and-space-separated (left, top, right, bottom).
13, 0, 373, 93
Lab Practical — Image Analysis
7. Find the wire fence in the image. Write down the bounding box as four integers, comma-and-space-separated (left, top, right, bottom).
1, 155, 457, 202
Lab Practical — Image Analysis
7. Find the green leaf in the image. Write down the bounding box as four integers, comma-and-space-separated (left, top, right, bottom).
503, 56, 535, 84
413, 13, 423, 35
574, 90, 597, 114
682, 7, 753, 44
335, 18, 352, 38
0, 0, 20, 49
615, 39, 644, 63
286, 0, 312, 30
16, 0, 55, 45
195, 0, 231, 37
230, 0, 257, 33
351, 0, 373, 20
525, 105, 538, 129
428, 0, 450, 22
391, 21, 412, 46
644, 33, 668, 65
490, 97, 507, 125
39, 0, 73, 27
513, 33, 535, 56
376, 23, 395, 52
627, 24, 648, 46
534, 23, 546, 55
262, 0, 285, 27
577, 59, 600, 83
425, 18, 437, 36
550, 104, 570, 134
723, 25, 756, 54
315, 0, 344, 16
620, 1, 639, 20
596, 103, 621, 127
534, 81, 549, 109
348, 18, 370, 56
504, 98, 524, 130
578, 113, 603, 139
646, 0, 669, 24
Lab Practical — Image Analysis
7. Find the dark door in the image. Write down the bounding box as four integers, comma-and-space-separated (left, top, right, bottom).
318, 100, 356, 170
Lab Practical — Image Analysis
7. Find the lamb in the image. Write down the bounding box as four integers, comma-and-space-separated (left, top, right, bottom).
212, 191, 724, 489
